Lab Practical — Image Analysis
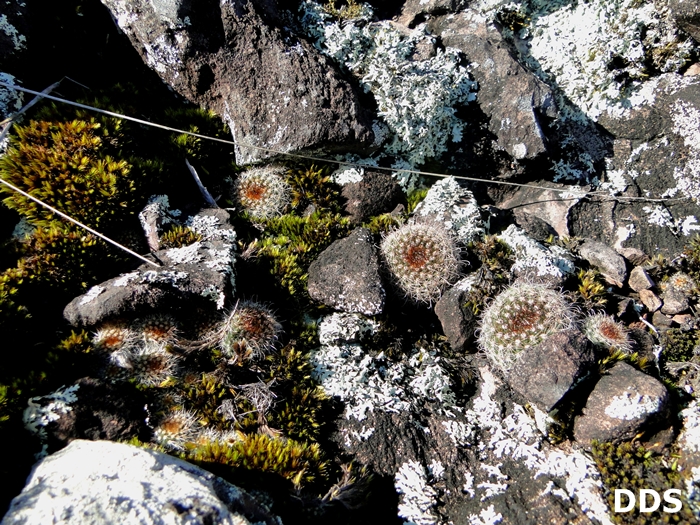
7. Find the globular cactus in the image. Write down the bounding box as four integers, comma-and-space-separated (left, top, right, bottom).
219, 301, 282, 361
478, 282, 575, 373
233, 165, 291, 219
583, 313, 632, 353
153, 409, 200, 451
380, 222, 461, 303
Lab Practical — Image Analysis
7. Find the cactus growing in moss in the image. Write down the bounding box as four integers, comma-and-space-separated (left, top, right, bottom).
233, 165, 291, 219
219, 301, 282, 362
153, 409, 200, 452
583, 313, 631, 353
478, 283, 575, 373
380, 222, 461, 303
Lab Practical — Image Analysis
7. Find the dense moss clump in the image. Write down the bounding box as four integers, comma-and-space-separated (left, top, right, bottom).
591, 441, 695, 524
662, 329, 700, 363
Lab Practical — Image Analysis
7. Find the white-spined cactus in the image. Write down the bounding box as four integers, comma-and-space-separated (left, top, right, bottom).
233, 165, 291, 219
380, 222, 461, 304
478, 283, 575, 372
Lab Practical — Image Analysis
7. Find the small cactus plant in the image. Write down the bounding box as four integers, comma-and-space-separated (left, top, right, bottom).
583, 313, 632, 353
233, 165, 291, 219
478, 282, 575, 373
219, 301, 282, 361
380, 222, 461, 303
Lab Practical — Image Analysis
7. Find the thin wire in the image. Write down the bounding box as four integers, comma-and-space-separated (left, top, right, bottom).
0, 177, 160, 268
0, 82, 688, 204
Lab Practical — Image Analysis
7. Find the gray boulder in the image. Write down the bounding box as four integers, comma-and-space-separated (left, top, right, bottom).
308, 228, 385, 315
100, 0, 374, 164
508, 330, 597, 412
578, 239, 628, 288
669, 0, 700, 43
429, 10, 557, 162
574, 362, 671, 447
1, 439, 280, 525
434, 275, 478, 352
64, 209, 236, 326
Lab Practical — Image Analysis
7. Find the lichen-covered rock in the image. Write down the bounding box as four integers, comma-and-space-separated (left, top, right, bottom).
22, 377, 148, 458
340, 170, 405, 225
308, 228, 385, 315
574, 362, 671, 447
429, 9, 558, 162
100, 0, 374, 164
578, 239, 628, 288
64, 208, 236, 325
1, 439, 281, 525
509, 330, 597, 412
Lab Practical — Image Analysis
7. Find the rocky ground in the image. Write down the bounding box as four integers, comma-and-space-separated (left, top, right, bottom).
3, 1, 700, 524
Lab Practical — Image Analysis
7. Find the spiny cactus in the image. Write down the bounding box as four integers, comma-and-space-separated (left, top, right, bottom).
478, 282, 576, 373
153, 409, 200, 452
233, 165, 291, 219
219, 301, 282, 361
380, 222, 461, 303
583, 313, 632, 353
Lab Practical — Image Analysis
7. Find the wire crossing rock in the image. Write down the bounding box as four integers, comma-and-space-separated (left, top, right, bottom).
1, 439, 281, 525
100, 0, 374, 164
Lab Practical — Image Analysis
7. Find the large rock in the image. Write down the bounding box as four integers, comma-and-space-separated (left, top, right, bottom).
570, 77, 700, 257
341, 170, 405, 225
574, 362, 671, 447
64, 208, 236, 326
429, 10, 557, 162
1, 440, 281, 525
100, 0, 374, 164
508, 330, 597, 413
308, 228, 385, 315
434, 275, 478, 352
578, 239, 628, 288
669, 0, 700, 43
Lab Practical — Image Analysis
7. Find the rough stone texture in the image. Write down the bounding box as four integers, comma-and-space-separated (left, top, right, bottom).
628, 266, 654, 292
100, 0, 374, 164
639, 289, 663, 313
429, 10, 558, 162
64, 209, 236, 326
512, 207, 558, 241
508, 330, 597, 412
578, 239, 628, 287
669, 0, 700, 43
308, 228, 385, 315
40, 378, 148, 455
570, 77, 700, 257
341, 171, 406, 225
397, 0, 456, 26
434, 277, 477, 352
574, 362, 670, 447
653, 310, 674, 330
661, 286, 690, 315
0, 1, 29, 73
1, 440, 280, 525
496, 182, 582, 238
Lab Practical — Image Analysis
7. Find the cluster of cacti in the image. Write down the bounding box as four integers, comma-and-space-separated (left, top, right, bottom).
380, 222, 461, 303
477, 282, 576, 373
233, 165, 291, 219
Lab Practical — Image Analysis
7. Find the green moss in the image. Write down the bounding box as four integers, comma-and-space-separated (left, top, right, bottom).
661, 329, 700, 363
406, 187, 429, 215
573, 268, 608, 311
186, 432, 328, 489
591, 441, 695, 524
322, 0, 367, 20
160, 225, 202, 249
460, 235, 514, 316
362, 213, 403, 235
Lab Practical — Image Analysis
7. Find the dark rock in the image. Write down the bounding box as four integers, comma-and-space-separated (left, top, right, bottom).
1, 440, 281, 525
429, 10, 557, 161
0, 1, 29, 73
508, 330, 597, 412
669, 0, 700, 43
574, 362, 670, 447
653, 310, 674, 330
341, 171, 406, 225
40, 378, 148, 454
628, 266, 654, 292
512, 208, 558, 241
308, 228, 385, 315
64, 209, 236, 326
628, 328, 657, 364
398, 0, 456, 26
434, 276, 478, 352
101, 0, 374, 164
578, 240, 627, 288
